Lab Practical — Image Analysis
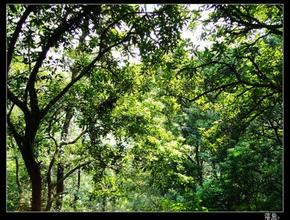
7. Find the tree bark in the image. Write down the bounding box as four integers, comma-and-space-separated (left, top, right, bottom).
55, 165, 64, 210
19, 143, 42, 211
19, 113, 42, 211
55, 104, 74, 210
31, 163, 42, 211
15, 156, 22, 194
195, 144, 203, 185
8, 104, 42, 211
45, 141, 58, 211
73, 168, 81, 210
54, 25, 87, 210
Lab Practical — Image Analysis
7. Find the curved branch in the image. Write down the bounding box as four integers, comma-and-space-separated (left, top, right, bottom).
52, 160, 93, 188
235, 92, 276, 121
60, 129, 86, 146
246, 104, 275, 125
7, 89, 30, 117
237, 56, 281, 92
239, 56, 268, 80
7, 5, 36, 68
41, 29, 133, 118
26, 8, 91, 118
7, 118, 23, 149
221, 6, 282, 35
189, 81, 240, 102
268, 119, 282, 145
46, 134, 59, 211
98, 7, 168, 48
6, 103, 23, 147
14, 156, 22, 194
239, 79, 281, 92
181, 59, 282, 97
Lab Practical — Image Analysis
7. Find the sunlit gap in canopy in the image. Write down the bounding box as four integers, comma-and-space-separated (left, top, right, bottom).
46, 4, 214, 70
112, 4, 214, 68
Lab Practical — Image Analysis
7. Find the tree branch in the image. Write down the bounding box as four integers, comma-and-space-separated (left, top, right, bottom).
267, 119, 282, 145
239, 79, 281, 92
240, 33, 270, 48
41, 28, 134, 118
7, 118, 23, 149
7, 103, 23, 147
26, 7, 92, 119
237, 56, 281, 92
59, 129, 86, 146
223, 6, 282, 35
7, 103, 15, 119
98, 7, 168, 47
52, 160, 93, 187
46, 134, 59, 211
235, 92, 276, 122
189, 81, 240, 102
15, 156, 22, 194
7, 5, 36, 68
240, 56, 268, 81
189, 59, 281, 93
246, 104, 274, 125
7, 89, 30, 117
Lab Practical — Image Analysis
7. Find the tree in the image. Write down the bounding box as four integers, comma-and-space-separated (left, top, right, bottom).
7, 4, 187, 211
176, 4, 283, 210
7, 4, 282, 212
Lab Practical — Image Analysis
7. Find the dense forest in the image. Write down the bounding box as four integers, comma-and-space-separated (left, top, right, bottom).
7, 4, 283, 211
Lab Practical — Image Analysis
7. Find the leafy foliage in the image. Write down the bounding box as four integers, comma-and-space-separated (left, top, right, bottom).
7, 4, 282, 211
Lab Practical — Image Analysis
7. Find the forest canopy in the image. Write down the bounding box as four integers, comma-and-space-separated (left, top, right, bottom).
6, 4, 283, 211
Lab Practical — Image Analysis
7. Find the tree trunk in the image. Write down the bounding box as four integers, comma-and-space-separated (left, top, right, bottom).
55, 105, 74, 210
101, 197, 106, 211
45, 185, 52, 211
15, 156, 22, 194
19, 134, 42, 211
195, 144, 203, 185
55, 165, 64, 210
30, 163, 42, 211
54, 42, 81, 209
15, 156, 24, 211
45, 159, 53, 211
20, 146, 41, 210
73, 168, 81, 210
